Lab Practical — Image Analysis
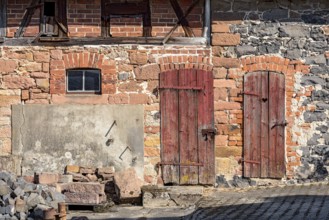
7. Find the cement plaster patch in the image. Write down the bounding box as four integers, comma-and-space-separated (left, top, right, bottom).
12, 104, 144, 179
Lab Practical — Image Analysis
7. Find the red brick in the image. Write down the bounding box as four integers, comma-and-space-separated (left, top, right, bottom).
118, 81, 142, 93
213, 67, 227, 79
214, 88, 227, 101
215, 135, 228, 146
212, 33, 241, 46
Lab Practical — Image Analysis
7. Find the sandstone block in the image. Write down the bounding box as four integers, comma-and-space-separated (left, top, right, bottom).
0, 60, 17, 73
79, 167, 95, 174
135, 64, 160, 80
57, 182, 105, 194
212, 57, 241, 68
64, 192, 100, 204
97, 167, 115, 174
114, 168, 143, 200
65, 165, 80, 173
58, 175, 73, 183
86, 174, 98, 182
33, 51, 50, 63
212, 33, 241, 46
15, 198, 26, 213
2, 76, 35, 89
36, 172, 59, 185
129, 52, 148, 65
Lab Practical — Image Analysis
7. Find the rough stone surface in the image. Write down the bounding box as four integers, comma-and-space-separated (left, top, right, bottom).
114, 168, 143, 201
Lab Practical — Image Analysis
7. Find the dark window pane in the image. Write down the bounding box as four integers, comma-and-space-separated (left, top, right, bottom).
44, 2, 56, 16
67, 71, 83, 91
85, 70, 100, 91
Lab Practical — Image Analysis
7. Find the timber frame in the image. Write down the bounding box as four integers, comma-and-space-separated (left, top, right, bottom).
4, 0, 210, 45
0, 0, 6, 42
15, 0, 68, 42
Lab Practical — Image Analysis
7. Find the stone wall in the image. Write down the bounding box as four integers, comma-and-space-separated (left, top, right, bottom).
0, 45, 212, 185
212, 0, 329, 183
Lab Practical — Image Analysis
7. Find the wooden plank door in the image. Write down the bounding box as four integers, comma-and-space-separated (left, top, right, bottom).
160, 69, 214, 185
244, 71, 285, 178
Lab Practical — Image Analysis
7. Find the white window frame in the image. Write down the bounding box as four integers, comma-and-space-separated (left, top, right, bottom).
66, 69, 101, 93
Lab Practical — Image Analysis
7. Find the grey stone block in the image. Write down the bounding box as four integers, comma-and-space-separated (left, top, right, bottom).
279, 25, 310, 38
301, 76, 326, 86
304, 111, 327, 123
236, 45, 256, 56
263, 9, 288, 21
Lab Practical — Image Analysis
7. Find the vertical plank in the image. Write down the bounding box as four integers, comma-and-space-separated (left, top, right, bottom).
260, 72, 269, 178
198, 70, 215, 185
269, 72, 285, 178
160, 70, 180, 184
57, 0, 68, 37
243, 72, 261, 178
0, 0, 7, 37
179, 69, 198, 184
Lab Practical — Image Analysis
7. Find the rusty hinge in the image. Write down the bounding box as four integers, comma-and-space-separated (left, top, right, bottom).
158, 162, 204, 166
271, 120, 288, 129
159, 86, 203, 91
242, 159, 260, 164
201, 128, 217, 141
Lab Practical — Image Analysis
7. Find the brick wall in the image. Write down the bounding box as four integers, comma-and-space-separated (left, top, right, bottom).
0, 45, 211, 185
7, 0, 40, 37
5, 0, 203, 38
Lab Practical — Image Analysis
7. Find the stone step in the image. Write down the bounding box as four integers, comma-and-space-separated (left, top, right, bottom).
142, 186, 204, 208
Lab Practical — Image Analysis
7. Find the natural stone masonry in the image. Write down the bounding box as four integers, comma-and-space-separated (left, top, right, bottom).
212, 0, 329, 183
0, 45, 211, 185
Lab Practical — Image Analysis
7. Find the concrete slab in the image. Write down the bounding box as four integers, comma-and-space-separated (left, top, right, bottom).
12, 104, 144, 179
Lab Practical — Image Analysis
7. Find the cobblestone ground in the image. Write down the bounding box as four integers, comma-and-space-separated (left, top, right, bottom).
184, 183, 329, 220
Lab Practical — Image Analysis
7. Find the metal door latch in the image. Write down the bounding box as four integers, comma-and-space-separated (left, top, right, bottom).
201, 128, 217, 141
271, 120, 288, 129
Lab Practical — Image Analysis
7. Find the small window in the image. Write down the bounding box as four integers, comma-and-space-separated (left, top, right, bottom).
44, 2, 56, 17
66, 69, 101, 94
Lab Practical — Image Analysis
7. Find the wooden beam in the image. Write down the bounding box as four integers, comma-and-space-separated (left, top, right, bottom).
15, 0, 42, 37
162, 0, 200, 44
169, 0, 195, 37
0, 0, 7, 37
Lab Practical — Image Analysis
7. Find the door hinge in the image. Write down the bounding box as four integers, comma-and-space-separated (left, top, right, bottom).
158, 86, 203, 91
158, 162, 204, 167
242, 159, 260, 164
241, 91, 259, 97
201, 128, 217, 141
271, 120, 288, 129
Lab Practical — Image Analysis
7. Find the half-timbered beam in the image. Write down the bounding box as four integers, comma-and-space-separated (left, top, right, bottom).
169, 0, 195, 37
0, 0, 7, 38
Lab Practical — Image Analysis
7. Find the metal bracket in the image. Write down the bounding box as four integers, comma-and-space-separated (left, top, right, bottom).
158, 162, 203, 167
119, 146, 132, 160
241, 91, 259, 97
242, 159, 260, 164
271, 120, 288, 129
201, 128, 217, 141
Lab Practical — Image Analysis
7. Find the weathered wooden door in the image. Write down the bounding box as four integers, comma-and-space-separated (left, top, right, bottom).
244, 71, 285, 178
160, 69, 215, 185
